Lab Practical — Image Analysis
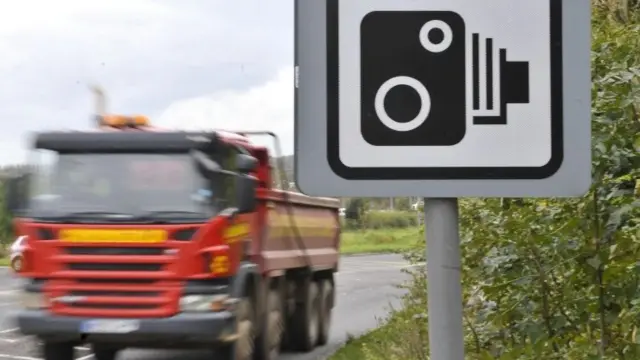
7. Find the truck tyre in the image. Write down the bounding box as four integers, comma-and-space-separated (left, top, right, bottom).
219, 297, 255, 360
41, 341, 74, 360
254, 289, 284, 360
317, 279, 334, 346
91, 344, 119, 360
290, 280, 320, 352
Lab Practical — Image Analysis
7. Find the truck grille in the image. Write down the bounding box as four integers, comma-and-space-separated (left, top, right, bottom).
67, 263, 163, 271
48, 246, 181, 318
66, 247, 166, 256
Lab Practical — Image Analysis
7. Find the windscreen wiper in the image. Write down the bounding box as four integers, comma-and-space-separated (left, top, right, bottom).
34, 211, 138, 222
135, 210, 208, 222
67, 211, 136, 218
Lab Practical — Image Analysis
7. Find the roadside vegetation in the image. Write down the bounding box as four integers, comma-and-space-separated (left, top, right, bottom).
332, 2, 640, 359
0, 181, 12, 247
340, 208, 422, 254
0, 180, 13, 264
341, 226, 421, 255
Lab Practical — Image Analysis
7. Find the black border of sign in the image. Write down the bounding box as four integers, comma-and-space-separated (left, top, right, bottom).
326, 0, 564, 180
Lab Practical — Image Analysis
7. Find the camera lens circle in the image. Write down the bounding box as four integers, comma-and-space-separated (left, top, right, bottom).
419, 20, 452, 53
374, 76, 431, 132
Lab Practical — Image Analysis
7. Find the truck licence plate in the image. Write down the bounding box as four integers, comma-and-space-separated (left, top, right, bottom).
80, 319, 140, 334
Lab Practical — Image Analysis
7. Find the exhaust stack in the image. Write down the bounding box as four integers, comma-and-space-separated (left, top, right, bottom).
89, 84, 107, 126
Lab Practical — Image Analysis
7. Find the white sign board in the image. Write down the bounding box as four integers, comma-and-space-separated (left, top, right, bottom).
294, 0, 591, 197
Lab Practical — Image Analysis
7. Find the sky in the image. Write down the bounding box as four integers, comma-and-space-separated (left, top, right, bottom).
0, 0, 294, 165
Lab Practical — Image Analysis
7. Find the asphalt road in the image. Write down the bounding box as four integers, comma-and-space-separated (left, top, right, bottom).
0, 254, 415, 360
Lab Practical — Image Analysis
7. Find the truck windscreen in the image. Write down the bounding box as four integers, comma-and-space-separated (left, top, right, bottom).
26, 152, 214, 221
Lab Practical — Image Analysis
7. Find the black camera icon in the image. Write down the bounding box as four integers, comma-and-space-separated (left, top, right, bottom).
360, 11, 530, 147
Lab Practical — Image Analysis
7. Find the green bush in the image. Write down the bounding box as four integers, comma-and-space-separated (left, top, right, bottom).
345, 198, 366, 222
362, 211, 418, 229
341, 211, 419, 231
340, 218, 359, 230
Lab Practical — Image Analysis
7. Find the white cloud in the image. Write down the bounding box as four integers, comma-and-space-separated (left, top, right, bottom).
157, 66, 295, 155
0, 0, 292, 165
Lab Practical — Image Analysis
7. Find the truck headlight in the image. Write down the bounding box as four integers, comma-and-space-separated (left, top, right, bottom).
20, 291, 46, 309
179, 294, 236, 312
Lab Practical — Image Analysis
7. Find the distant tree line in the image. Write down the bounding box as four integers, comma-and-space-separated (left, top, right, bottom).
0, 164, 32, 245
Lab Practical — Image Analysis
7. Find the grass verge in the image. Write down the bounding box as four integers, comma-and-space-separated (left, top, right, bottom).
329, 304, 429, 360
330, 329, 385, 360
340, 227, 421, 255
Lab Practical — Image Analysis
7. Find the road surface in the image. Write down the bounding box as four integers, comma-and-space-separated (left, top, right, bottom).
0, 254, 414, 360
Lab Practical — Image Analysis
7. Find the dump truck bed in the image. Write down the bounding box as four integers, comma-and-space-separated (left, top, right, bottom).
255, 189, 341, 274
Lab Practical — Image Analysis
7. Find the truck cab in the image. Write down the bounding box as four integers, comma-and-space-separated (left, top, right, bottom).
4, 116, 341, 360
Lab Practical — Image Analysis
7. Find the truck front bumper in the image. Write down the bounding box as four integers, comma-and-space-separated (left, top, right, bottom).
16, 310, 237, 348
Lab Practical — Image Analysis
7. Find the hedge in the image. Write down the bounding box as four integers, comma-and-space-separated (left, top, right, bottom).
341, 210, 419, 231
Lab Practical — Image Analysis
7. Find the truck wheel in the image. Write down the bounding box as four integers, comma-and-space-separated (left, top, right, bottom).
317, 279, 334, 346
91, 344, 119, 360
219, 298, 255, 360
254, 289, 284, 360
41, 341, 74, 360
290, 280, 320, 352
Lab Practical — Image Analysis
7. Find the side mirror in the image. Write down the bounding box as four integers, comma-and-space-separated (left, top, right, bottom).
3, 174, 30, 217
235, 175, 257, 213
236, 154, 258, 174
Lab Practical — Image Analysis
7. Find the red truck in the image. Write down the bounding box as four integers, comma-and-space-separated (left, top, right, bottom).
3, 114, 341, 360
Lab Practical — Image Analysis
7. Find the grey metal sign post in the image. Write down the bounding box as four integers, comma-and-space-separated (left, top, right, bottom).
294, 0, 591, 358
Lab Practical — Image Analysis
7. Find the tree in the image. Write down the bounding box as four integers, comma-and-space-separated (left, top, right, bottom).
394, 197, 411, 211
345, 198, 366, 222
0, 181, 13, 245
